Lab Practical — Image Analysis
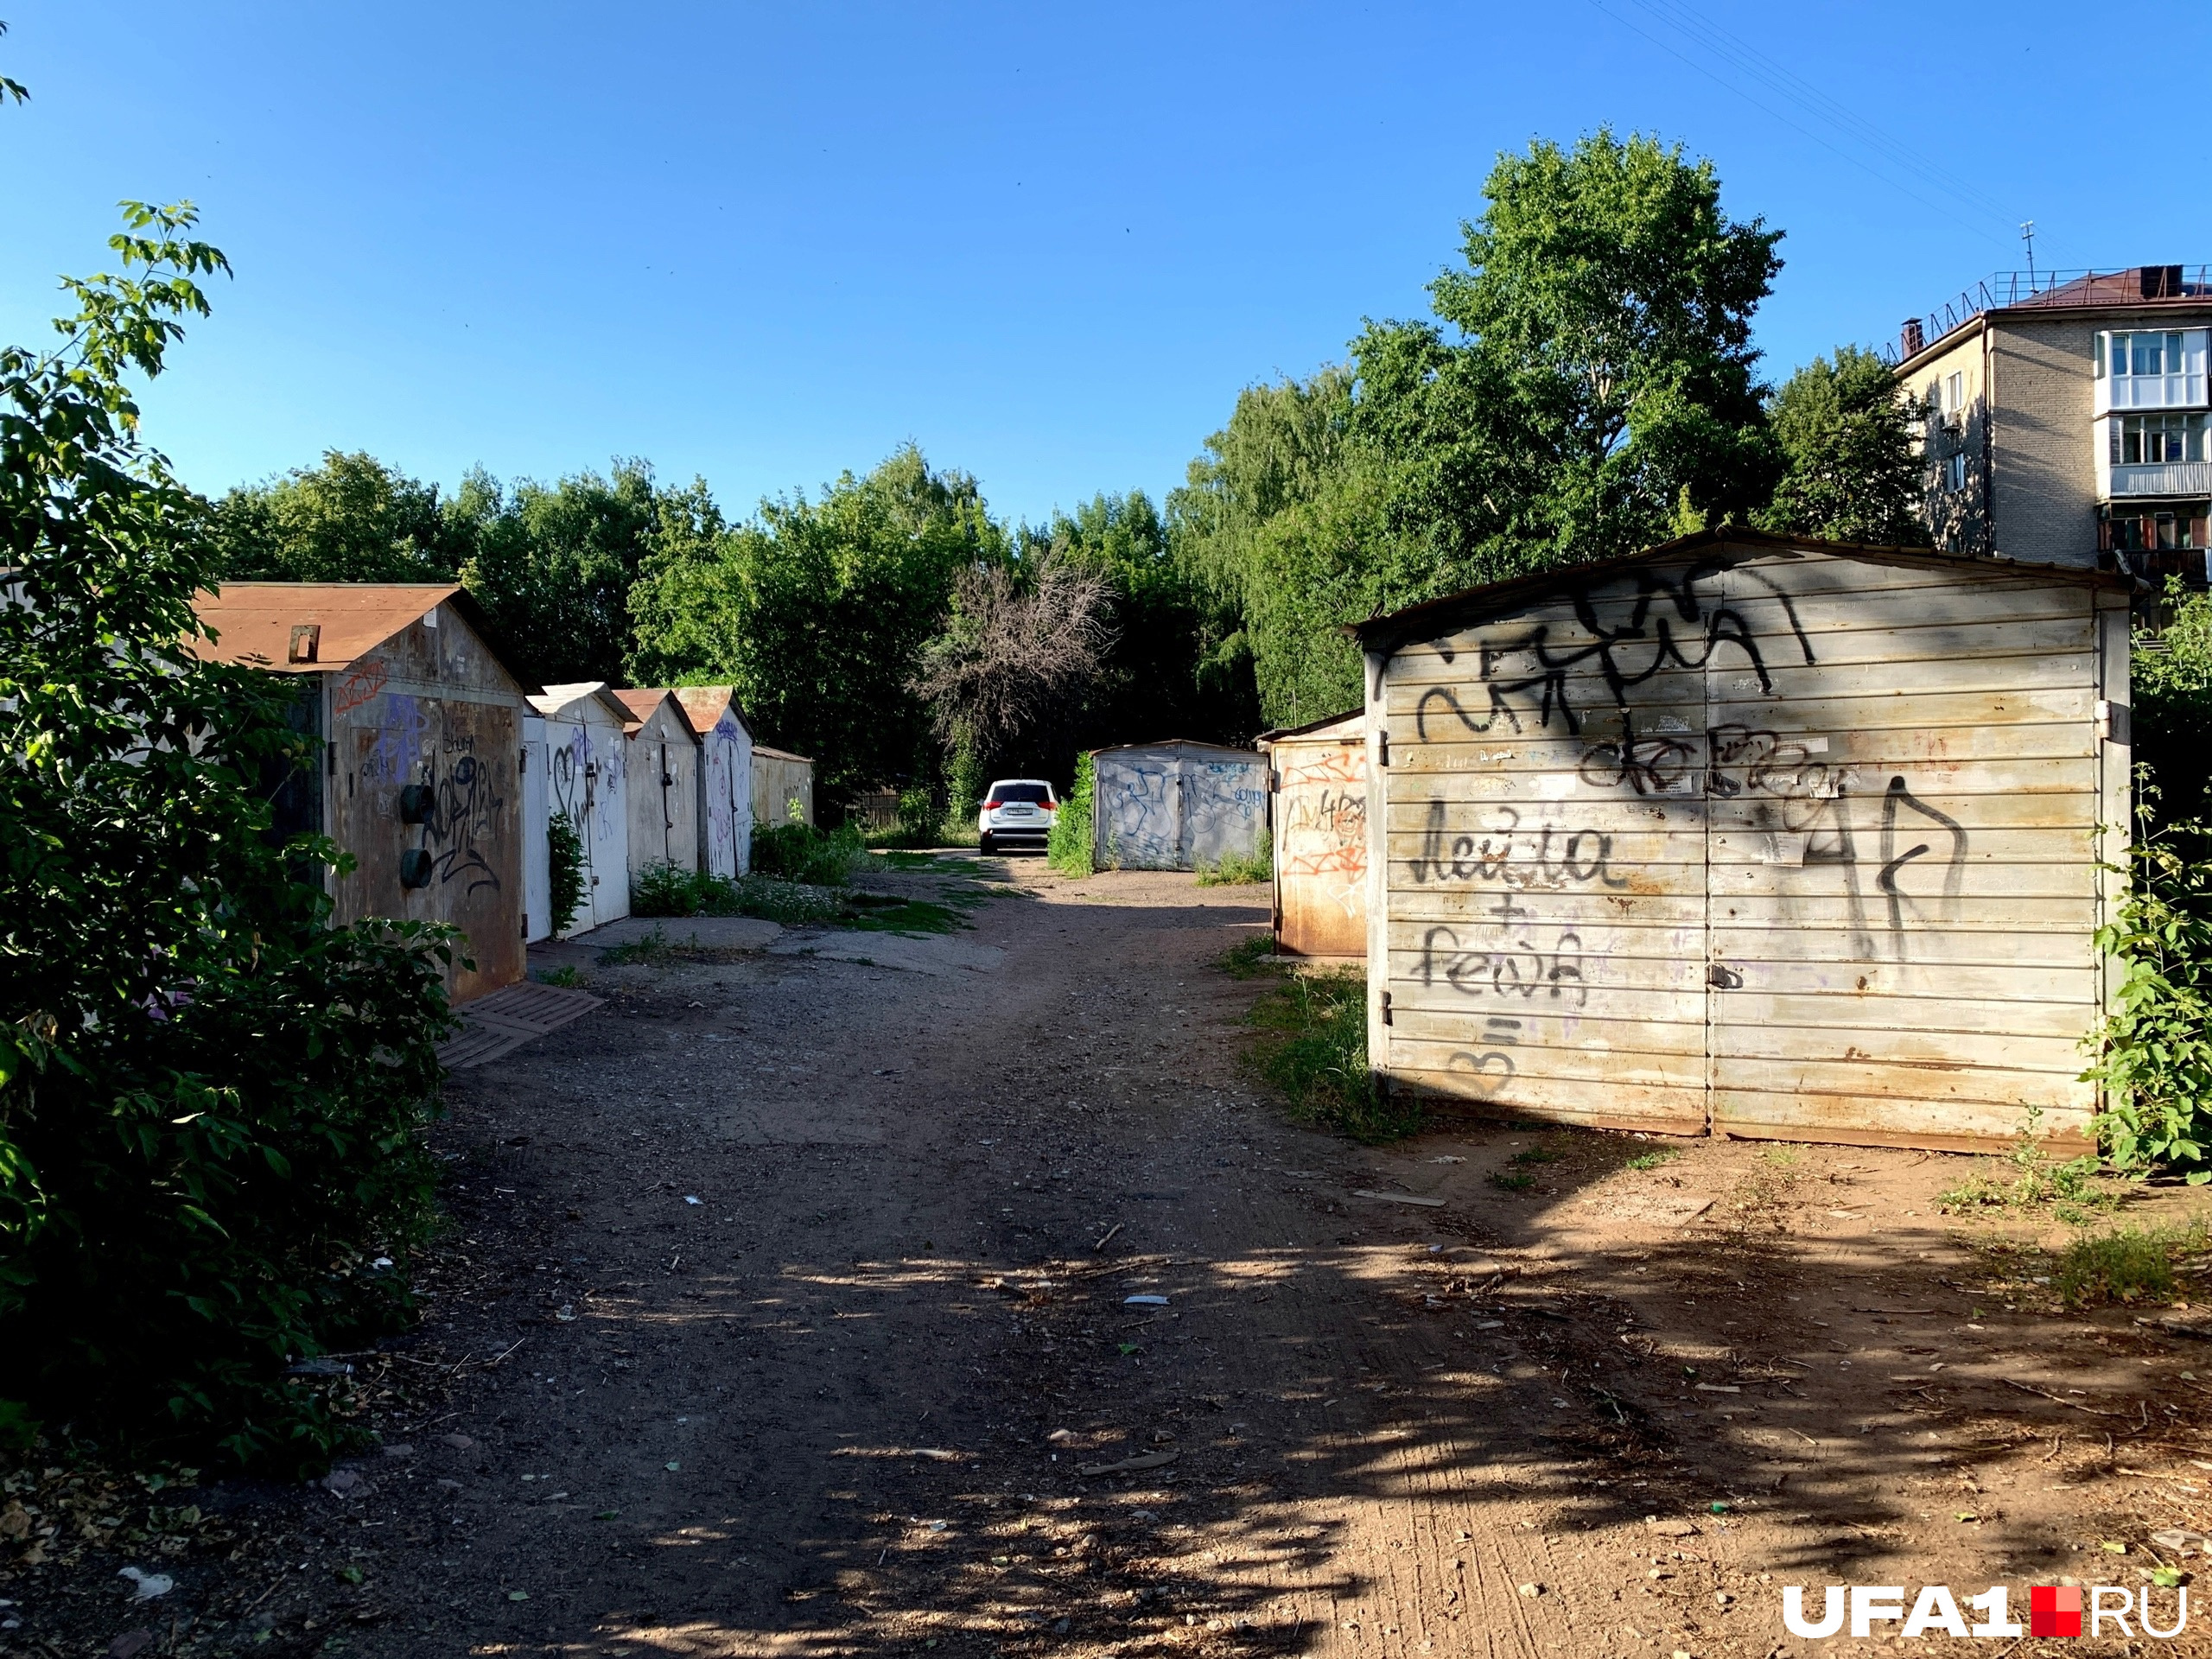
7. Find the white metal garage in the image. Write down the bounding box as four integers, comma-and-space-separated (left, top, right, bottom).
1355, 531, 2132, 1153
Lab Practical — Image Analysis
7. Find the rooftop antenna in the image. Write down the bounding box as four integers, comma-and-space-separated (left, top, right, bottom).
2021, 220, 2037, 289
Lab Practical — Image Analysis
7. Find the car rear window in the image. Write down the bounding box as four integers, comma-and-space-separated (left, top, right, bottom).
992, 783, 1052, 804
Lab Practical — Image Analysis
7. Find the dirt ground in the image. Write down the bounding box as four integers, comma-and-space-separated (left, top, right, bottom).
11, 858, 2212, 1659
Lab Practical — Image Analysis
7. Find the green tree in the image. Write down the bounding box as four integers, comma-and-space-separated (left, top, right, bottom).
1756, 346, 1929, 545
1166, 369, 1363, 728
1173, 132, 1787, 728
2133, 580, 2212, 821
0, 204, 455, 1468
1361, 128, 1784, 572
454, 461, 669, 688
207, 449, 467, 583
630, 446, 1005, 806
1047, 490, 1258, 756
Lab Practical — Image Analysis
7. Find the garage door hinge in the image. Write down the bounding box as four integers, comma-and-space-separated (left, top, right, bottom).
1377, 729, 1390, 767
1380, 989, 1393, 1026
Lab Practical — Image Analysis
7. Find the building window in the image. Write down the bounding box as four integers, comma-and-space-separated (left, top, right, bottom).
1944, 451, 1967, 492
2112, 412, 2207, 466
1945, 371, 1963, 415
2112, 332, 2184, 379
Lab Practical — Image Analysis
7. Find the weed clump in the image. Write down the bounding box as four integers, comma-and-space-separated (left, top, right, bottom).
2056, 1223, 2203, 1306
1940, 1109, 2111, 1221
1196, 845, 1273, 887
1625, 1147, 1680, 1172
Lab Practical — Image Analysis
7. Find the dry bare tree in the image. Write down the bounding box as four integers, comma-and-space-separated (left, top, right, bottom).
910, 552, 1117, 765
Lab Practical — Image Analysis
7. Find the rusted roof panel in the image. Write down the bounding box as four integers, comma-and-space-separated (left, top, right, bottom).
192, 582, 464, 671
671, 685, 752, 740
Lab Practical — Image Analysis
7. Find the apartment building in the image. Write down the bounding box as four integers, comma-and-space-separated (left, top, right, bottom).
1894, 265, 2210, 582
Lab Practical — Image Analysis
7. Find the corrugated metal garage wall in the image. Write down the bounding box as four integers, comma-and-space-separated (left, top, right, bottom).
1363, 535, 2129, 1153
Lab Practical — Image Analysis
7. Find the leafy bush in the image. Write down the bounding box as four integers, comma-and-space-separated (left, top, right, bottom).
547, 814, 587, 934
1245, 969, 1417, 1142
1048, 752, 1094, 876
2083, 804, 2212, 1180
1197, 844, 1273, 886
752, 820, 864, 887
2133, 579, 2212, 820
0, 207, 458, 1471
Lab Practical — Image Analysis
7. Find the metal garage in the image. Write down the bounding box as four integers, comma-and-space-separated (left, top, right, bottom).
673, 686, 754, 878
193, 582, 528, 1003
613, 689, 702, 879
528, 683, 633, 935
1260, 711, 1369, 962
1354, 531, 2131, 1153
1091, 741, 1270, 873
753, 744, 816, 829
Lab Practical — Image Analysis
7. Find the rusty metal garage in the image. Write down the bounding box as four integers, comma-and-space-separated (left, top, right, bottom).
194, 582, 529, 1003
1354, 531, 2132, 1153
1260, 711, 1368, 962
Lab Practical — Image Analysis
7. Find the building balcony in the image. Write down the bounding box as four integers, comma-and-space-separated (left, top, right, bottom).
2095, 372, 2209, 415
2108, 460, 2212, 499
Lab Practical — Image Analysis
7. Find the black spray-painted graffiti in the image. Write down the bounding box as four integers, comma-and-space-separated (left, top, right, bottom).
1417, 921, 1589, 1008
417, 752, 505, 894
1411, 800, 1626, 891
1414, 561, 1816, 741
1566, 721, 1971, 958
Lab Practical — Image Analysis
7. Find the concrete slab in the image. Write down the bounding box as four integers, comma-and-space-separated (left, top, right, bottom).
766, 931, 1006, 976
574, 915, 785, 951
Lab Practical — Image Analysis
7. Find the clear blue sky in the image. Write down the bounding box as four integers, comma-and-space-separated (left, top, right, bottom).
2, 2, 2187, 528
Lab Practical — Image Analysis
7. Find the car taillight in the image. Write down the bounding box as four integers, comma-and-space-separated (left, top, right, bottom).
983, 798, 1003, 810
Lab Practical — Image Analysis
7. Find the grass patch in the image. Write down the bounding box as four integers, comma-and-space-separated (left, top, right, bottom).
1488, 1169, 1535, 1192
1196, 846, 1273, 887
842, 897, 970, 936
2056, 1222, 2204, 1306
1509, 1143, 1562, 1166
1625, 1147, 1680, 1172
599, 925, 673, 966
1217, 934, 1280, 979
1245, 969, 1414, 1143
537, 965, 582, 988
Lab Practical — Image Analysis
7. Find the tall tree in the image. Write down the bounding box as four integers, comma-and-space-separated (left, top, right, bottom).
1756, 345, 1929, 546
207, 450, 466, 584
1173, 131, 1787, 728
1360, 127, 1784, 572
454, 461, 667, 689
629, 446, 1005, 805
1049, 490, 1257, 753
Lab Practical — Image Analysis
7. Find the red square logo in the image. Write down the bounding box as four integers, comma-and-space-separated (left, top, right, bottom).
2031, 1585, 2082, 1637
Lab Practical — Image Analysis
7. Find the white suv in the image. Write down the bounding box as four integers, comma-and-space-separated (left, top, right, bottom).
978, 779, 1058, 855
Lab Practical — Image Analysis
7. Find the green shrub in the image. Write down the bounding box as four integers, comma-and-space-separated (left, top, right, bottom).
546, 815, 587, 935
632, 859, 710, 917
1196, 843, 1273, 886
0, 208, 457, 1471
1048, 753, 1095, 876
2134, 579, 2212, 820
2083, 801, 2212, 1180
753, 820, 864, 887
1246, 969, 1417, 1142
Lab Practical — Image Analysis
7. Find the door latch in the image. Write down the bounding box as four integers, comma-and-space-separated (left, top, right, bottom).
1707, 963, 1743, 989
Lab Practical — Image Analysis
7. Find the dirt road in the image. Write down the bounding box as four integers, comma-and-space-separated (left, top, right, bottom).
22, 860, 2212, 1658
